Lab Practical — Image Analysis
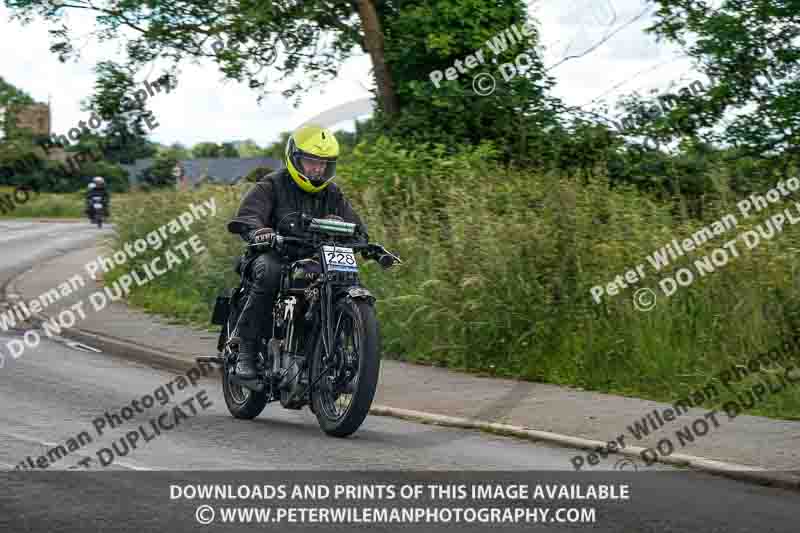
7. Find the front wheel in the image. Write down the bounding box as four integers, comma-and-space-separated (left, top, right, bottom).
311, 297, 381, 437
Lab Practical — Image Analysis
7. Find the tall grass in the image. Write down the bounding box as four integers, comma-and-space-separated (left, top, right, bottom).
0, 187, 84, 218
104, 144, 800, 419
104, 186, 243, 327
0, 186, 136, 219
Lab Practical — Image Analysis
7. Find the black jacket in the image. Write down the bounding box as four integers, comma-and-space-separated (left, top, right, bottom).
227, 168, 367, 241
86, 187, 109, 206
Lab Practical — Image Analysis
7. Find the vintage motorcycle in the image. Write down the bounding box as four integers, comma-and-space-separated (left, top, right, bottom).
199, 213, 401, 437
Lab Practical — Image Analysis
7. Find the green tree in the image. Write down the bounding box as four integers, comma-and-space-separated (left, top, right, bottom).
7, 0, 565, 166
234, 139, 265, 158
220, 142, 239, 158
192, 142, 222, 158
6, 0, 399, 116
160, 142, 190, 159
139, 152, 178, 188
647, 0, 800, 163
235, 139, 264, 158
0, 76, 35, 139
353, 0, 563, 165
265, 131, 292, 160
84, 61, 158, 164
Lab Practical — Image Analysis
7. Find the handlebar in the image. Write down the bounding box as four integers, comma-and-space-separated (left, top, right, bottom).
247, 231, 402, 269
361, 243, 403, 269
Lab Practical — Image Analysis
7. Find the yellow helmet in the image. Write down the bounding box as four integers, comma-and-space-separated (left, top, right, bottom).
285, 124, 340, 193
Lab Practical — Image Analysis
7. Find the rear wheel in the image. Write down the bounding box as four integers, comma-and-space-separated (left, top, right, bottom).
311, 297, 380, 437
222, 345, 270, 419
221, 307, 269, 419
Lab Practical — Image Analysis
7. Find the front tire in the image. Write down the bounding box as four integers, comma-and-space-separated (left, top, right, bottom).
311, 297, 381, 437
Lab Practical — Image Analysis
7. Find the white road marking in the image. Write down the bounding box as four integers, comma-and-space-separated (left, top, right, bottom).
64, 341, 102, 353
115, 461, 152, 471
1, 431, 154, 471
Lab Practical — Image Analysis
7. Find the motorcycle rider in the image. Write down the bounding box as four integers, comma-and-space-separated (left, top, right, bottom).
86, 176, 110, 218
226, 124, 368, 382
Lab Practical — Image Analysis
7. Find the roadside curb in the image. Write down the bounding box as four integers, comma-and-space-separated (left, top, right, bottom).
4, 263, 220, 377
369, 406, 800, 490
3, 258, 799, 491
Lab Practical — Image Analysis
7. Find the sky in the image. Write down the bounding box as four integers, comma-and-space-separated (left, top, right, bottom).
0, 0, 701, 149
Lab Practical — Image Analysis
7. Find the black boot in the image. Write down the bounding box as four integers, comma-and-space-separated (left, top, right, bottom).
235, 339, 260, 380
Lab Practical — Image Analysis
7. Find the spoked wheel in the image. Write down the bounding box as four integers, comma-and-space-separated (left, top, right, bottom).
221, 312, 269, 419
222, 346, 270, 419
311, 297, 381, 437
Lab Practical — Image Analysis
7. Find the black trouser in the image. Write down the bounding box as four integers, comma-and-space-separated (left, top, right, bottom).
236, 252, 283, 343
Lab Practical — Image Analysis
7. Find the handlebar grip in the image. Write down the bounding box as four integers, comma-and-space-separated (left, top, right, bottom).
248, 233, 282, 252
376, 253, 394, 269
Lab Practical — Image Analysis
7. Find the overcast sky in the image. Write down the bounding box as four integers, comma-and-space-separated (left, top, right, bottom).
0, 0, 699, 148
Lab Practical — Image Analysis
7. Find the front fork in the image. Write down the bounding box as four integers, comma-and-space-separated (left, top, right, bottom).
317, 283, 374, 385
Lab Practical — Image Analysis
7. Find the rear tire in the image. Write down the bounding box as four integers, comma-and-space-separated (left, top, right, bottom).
221, 306, 269, 419
311, 297, 380, 437
222, 347, 269, 419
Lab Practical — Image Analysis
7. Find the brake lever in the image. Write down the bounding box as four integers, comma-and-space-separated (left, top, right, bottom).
365, 244, 403, 268
383, 249, 403, 267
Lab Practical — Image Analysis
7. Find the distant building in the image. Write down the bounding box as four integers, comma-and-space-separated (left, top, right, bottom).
15, 103, 51, 136
0, 102, 77, 168
2, 102, 51, 138
121, 157, 282, 189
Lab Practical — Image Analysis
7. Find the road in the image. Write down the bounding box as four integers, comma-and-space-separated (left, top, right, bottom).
0, 220, 796, 532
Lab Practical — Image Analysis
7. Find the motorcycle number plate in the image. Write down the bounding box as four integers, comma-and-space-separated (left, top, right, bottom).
93, 203, 102, 209
322, 246, 358, 272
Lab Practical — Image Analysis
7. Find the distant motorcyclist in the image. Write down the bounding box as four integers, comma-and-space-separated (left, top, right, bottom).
86, 176, 109, 218
226, 124, 368, 382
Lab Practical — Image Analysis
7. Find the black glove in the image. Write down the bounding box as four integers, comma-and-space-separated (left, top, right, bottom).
247, 227, 276, 251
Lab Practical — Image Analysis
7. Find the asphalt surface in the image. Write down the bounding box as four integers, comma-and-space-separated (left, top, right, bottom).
0, 220, 797, 532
